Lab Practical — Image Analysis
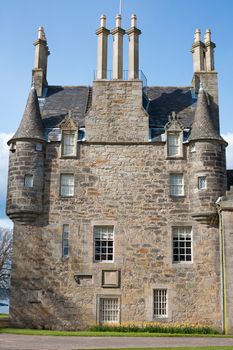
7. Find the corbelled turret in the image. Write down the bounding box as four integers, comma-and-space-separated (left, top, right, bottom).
6, 87, 45, 224
189, 84, 227, 225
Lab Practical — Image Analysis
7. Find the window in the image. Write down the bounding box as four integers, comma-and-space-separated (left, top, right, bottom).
173, 227, 192, 263
198, 176, 207, 190
61, 132, 76, 156
170, 174, 184, 196
35, 143, 43, 151
100, 298, 119, 324
24, 174, 33, 188
94, 226, 114, 262
62, 224, 69, 257
167, 133, 181, 157
60, 174, 74, 197
153, 289, 167, 318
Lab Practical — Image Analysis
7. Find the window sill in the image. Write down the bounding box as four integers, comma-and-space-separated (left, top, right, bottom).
60, 156, 77, 159
170, 195, 185, 199
166, 156, 184, 160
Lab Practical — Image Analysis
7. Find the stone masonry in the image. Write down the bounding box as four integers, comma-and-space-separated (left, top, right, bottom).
6, 16, 233, 333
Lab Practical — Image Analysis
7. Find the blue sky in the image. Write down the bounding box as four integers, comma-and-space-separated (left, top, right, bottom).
1, 0, 233, 228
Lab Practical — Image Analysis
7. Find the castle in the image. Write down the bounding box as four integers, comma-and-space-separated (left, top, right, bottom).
6, 14, 233, 333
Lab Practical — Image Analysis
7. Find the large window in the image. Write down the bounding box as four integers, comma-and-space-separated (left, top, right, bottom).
170, 174, 184, 196
167, 133, 181, 157
100, 298, 119, 324
94, 226, 114, 262
60, 174, 74, 197
173, 227, 192, 263
153, 289, 167, 318
62, 224, 69, 257
61, 132, 76, 157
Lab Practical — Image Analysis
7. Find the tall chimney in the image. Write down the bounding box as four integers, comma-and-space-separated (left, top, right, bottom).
126, 14, 141, 79
204, 29, 215, 71
191, 29, 205, 72
32, 26, 50, 96
96, 15, 110, 79
111, 14, 125, 79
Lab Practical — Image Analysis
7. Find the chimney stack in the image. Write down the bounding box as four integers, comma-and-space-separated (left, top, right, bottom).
191, 29, 205, 72
96, 15, 110, 79
126, 14, 141, 79
32, 26, 50, 96
111, 14, 125, 79
204, 29, 216, 71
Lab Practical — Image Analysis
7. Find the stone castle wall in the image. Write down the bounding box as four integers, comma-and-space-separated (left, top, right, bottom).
10, 141, 223, 330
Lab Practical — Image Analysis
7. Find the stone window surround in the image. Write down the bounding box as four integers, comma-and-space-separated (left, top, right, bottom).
93, 225, 114, 263
172, 226, 193, 264
169, 173, 185, 197
166, 131, 183, 158
145, 285, 173, 322
62, 224, 69, 258
91, 220, 117, 265
96, 294, 121, 325
60, 130, 77, 158
168, 222, 194, 266
59, 173, 75, 197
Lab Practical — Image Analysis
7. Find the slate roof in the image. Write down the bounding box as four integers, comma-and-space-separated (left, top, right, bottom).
9, 87, 45, 144
41, 86, 90, 128
143, 86, 197, 129
227, 170, 233, 190
189, 87, 222, 142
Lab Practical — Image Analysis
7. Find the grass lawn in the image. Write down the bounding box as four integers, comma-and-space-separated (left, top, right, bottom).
0, 328, 233, 338
0, 314, 9, 319
89, 348, 233, 350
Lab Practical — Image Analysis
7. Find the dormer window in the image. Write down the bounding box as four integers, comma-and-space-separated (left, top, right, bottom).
165, 112, 184, 159
61, 132, 76, 157
167, 132, 181, 157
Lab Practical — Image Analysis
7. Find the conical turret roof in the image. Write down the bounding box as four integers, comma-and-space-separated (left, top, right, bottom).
8, 87, 45, 144
189, 85, 222, 142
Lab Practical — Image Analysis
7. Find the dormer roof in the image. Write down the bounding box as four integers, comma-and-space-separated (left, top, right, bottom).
8, 87, 45, 144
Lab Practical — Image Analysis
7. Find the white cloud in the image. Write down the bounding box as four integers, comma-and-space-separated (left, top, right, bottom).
222, 133, 233, 169
0, 218, 13, 229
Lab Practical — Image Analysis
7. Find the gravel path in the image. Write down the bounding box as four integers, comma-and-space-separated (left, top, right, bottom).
0, 334, 233, 350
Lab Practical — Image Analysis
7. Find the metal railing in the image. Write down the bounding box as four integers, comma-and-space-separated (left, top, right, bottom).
93, 70, 147, 88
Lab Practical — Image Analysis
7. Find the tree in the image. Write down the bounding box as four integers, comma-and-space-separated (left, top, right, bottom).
0, 230, 12, 290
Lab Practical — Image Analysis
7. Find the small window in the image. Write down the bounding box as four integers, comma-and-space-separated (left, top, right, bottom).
61, 132, 76, 156
170, 174, 184, 196
198, 176, 207, 190
153, 289, 167, 318
190, 144, 196, 153
173, 227, 192, 263
167, 133, 181, 157
100, 297, 119, 324
35, 143, 43, 151
24, 174, 33, 188
62, 224, 69, 257
60, 174, 74, 197
94, 226, 114, 262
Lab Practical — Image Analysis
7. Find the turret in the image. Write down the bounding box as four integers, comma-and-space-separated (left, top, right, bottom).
32, 26, 50, 97
188, 84, 227, 225
6, 87, 45, 224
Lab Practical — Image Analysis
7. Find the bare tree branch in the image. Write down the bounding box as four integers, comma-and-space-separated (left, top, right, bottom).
0, 230, 12, 289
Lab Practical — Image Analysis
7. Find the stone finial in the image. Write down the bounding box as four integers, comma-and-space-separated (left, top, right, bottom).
100, 14, 106, 27
204, 29, 211, 43
116, 14, 122, 27
38, 26, 46, 40
194, 29, 201, 43
131, 14, 137, 27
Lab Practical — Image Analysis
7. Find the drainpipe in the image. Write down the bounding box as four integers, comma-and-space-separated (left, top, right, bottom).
216, 199, 227, 334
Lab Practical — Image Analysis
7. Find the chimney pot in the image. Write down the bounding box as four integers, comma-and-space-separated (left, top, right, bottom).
100, 14, 106, 27
131, 14, 137, 27
116, 14, 121, 27
194, 29, 201, 43
204, 28, 211, 43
